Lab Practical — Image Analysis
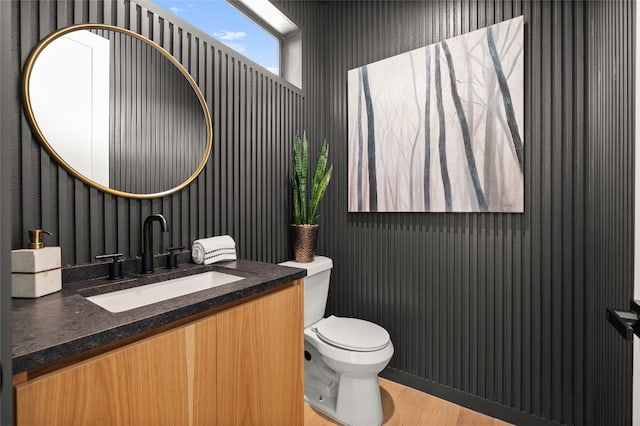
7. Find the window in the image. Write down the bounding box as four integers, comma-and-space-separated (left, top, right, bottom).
151, 0, 281, 75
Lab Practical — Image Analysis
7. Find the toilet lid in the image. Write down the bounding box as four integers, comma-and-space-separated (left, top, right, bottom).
315, 316, 390, 352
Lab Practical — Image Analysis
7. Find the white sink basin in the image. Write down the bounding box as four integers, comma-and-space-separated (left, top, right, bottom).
86, 271, 244, 313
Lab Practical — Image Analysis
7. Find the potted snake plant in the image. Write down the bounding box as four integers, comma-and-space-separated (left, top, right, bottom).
292, 133, 333, 263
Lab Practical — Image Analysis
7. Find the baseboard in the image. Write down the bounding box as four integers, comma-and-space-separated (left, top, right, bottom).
380, 368, 561, 426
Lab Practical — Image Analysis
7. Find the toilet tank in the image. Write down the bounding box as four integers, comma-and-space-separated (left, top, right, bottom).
279, 256, 333, 328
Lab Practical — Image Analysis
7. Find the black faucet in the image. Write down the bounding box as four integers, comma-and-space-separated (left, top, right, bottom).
141, 214, 169, 274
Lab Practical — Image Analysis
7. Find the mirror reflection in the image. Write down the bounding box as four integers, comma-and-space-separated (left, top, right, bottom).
25, 26, 211, 197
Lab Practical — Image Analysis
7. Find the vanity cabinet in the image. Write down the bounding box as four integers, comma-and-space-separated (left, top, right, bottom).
217, 280, 304, 424
15, 315, 218, 425
14, 281, 303, 426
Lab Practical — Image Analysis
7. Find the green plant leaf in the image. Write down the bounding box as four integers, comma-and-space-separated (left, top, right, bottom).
293, 134, 306, 224
292, 167, 301, 224
299, 133, 308, 223
309, 164, 332, 224
293, 134, 302, 183
309, 140, 329, 221
291, 133, 331, 225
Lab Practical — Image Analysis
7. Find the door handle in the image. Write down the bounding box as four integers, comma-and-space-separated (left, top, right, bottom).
606, 300, 640, 341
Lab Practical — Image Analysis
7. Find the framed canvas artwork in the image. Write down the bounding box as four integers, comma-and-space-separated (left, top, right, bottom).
348, 16, 524, 212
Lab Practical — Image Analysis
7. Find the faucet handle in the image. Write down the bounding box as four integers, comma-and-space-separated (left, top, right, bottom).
96, 253, 124, 280
166, 247, 185, 269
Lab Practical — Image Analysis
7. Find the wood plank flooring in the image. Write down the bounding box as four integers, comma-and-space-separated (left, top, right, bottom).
304, 378, 511, 426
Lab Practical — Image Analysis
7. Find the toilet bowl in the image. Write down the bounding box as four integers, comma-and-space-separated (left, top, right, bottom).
280, 256, 394, 426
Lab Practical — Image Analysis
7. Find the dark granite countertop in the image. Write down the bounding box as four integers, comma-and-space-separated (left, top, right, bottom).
13, 259, 306, 374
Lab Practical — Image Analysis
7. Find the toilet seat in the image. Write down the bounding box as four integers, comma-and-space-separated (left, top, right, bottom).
315, 316, 390, 352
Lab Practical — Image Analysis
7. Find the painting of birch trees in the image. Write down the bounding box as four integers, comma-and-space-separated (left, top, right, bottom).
348, 16, 524, 212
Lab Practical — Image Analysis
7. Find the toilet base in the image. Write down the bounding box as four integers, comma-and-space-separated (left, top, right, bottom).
305, 373, 384, 426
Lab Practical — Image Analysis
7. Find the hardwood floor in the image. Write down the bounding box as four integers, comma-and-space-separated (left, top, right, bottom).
304, 378, 511, 426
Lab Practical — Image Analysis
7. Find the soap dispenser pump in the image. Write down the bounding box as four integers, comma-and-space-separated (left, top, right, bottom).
28, 229, 52, 249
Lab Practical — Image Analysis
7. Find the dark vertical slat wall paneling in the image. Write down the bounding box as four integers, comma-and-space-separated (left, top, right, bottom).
593, 3, 605, 422
17, 1, 35, 249
228, 56, 235, 243
276, 0, 634, 425
232, 58, 240, 251
256, 73, 262, 258
549, 0, 561, 416
116, 1, 134, 259
97, 27, 207, 194
204, 43, 213, 237
610, 5, 621, 423
275, 80, 282, 261
249, 69, 256, 260
571, 2, 585, 423
240, 63, 247, 258
265, 79, 273, 259
219, 50, 228, 243
611, 5, 621, 418
280, 85, 287, 261
177, 28, 188, 250
622, 5, 632, 426
1, 2, 19, 422
273, 81, 280, 261
522, 0, 535, 415
262, 73, 268, 259
586, 0, 598, 420
212, 45, 221, 237
188, 30, 199, 248
273, 79, 280, 262
236, 61, 244, 256
229, 56, 237, 242
243, 65, 249, 259
264, 75, 270, 258
37, 1, 52, 238
278, 86, 285, 262
249, 66, 258, 259
587, 0, 599, 423
244, 64, 251, 257
584, 2, 635, 425
103, 3, 118, 256
282, 85, 288, 261
270, 78, 277, 262
626, 4, 635, 423
560, 3, 574, 423
54, 2, 71, 260
530, 0, 542, 416
12, 0, 302, 267
255, 69, 261, 260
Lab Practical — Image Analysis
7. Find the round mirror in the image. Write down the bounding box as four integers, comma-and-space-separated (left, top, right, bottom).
22, 24, 212, 198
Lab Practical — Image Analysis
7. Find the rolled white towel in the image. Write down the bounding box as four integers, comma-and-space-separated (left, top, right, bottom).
192, 235, 237, 265
201, 251, 237, 265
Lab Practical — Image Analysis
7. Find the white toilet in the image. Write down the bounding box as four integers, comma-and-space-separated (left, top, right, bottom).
280, 256, 394, 426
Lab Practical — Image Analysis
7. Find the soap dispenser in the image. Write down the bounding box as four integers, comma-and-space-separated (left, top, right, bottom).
28, 229, 52, 249
11, 229, 62, 298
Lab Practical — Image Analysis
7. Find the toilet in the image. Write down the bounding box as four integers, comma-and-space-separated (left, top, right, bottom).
280, 256, 394, 426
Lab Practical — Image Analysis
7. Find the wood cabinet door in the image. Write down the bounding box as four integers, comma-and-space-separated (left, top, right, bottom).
216, 281, 304, 426
15, 315, 217, 426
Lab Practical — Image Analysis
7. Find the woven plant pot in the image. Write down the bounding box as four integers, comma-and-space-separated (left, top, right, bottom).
292, 224, 319, 263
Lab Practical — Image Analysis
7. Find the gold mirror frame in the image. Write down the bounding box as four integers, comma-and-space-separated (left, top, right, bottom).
22, 23, 213, 199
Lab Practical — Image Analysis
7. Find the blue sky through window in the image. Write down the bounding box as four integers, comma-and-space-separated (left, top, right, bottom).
151, 0, 280, 75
